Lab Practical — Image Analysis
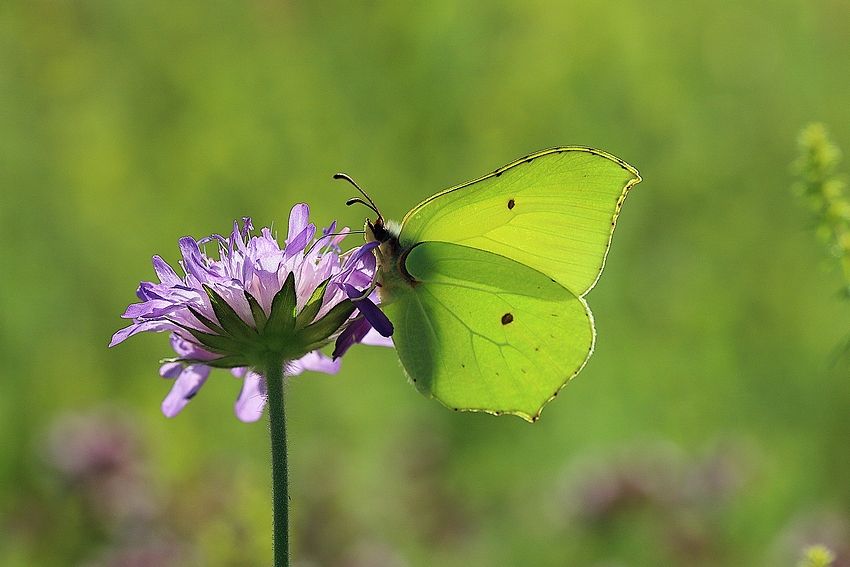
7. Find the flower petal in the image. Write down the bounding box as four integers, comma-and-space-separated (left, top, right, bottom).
287, 204, 310, 242
152, 255, 182, 286
159, 362, 183, 378
123, 298, 183, 319
361, 327, 395, 348
109, 320, 175, 347
342, 284, 393, 337
290, 350, 342, 375
161, 364, 211, 418
178, 237, 213, 282
336, 242, 378, 290
234, 372, 267, 423
285, 224, 316, 258
169, 332, 219, 361
332, 317, 372, 359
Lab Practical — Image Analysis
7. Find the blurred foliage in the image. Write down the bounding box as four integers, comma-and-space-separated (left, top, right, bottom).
798, 545, 836, 567
1, 0, 850, 566
792, 124, 850, 289
792, 124, 850, 376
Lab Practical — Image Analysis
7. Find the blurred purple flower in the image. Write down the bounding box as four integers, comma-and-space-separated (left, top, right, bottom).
44, 410, 154, 523
111, 204, 392, 422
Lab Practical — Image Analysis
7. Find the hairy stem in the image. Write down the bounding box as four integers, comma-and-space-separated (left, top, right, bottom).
266, 357, 289, 567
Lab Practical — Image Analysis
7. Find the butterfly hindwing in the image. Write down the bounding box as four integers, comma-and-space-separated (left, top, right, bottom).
381, 241, 593, 421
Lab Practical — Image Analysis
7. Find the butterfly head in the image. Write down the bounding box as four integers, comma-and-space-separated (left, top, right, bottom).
364, 216, 401, 245
334, 172, 415, 297
336, 171, 401, 246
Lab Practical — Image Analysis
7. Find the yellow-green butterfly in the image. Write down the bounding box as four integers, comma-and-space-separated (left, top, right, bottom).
347, 147, 640, 422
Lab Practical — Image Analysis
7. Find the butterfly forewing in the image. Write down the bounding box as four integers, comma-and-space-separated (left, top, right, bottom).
398, 147, 640, 297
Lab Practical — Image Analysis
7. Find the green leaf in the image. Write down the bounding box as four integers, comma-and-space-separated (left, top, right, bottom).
293, 299, 355, 349
186, 305, 225, 335
264, 272, 297, 339
196, 354, 251, 369
294, 276, 331, 330
178, 324, 247, 356
164, 354, 249, 369
244, 290, 268, 332
203, 285, 259, 342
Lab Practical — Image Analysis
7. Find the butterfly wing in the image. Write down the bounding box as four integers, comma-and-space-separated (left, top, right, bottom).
382, 241, 593, 421
398, 147, 640, 297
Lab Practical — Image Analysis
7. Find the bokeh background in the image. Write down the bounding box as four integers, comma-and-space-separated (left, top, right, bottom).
2, 1, 850, 566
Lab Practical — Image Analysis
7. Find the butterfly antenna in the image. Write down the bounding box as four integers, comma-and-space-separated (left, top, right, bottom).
335, 173, 382, 220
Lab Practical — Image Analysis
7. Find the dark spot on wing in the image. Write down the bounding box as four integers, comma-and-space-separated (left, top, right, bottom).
507, 198, 515, 210
501, 313, 514, 325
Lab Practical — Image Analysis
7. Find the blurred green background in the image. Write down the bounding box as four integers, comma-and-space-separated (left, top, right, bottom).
2, 1, 850, 566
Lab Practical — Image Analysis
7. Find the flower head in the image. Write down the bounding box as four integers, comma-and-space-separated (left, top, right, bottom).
111, 204, 392, 422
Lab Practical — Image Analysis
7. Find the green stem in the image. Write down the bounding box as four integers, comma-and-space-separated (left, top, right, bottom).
266, 356, 289, 567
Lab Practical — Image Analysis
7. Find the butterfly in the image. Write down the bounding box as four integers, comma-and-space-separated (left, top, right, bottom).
343, 147, 640, 422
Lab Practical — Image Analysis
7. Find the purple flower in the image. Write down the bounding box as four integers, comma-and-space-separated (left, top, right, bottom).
331, 242, 395, 359
111, 204, 392, 422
